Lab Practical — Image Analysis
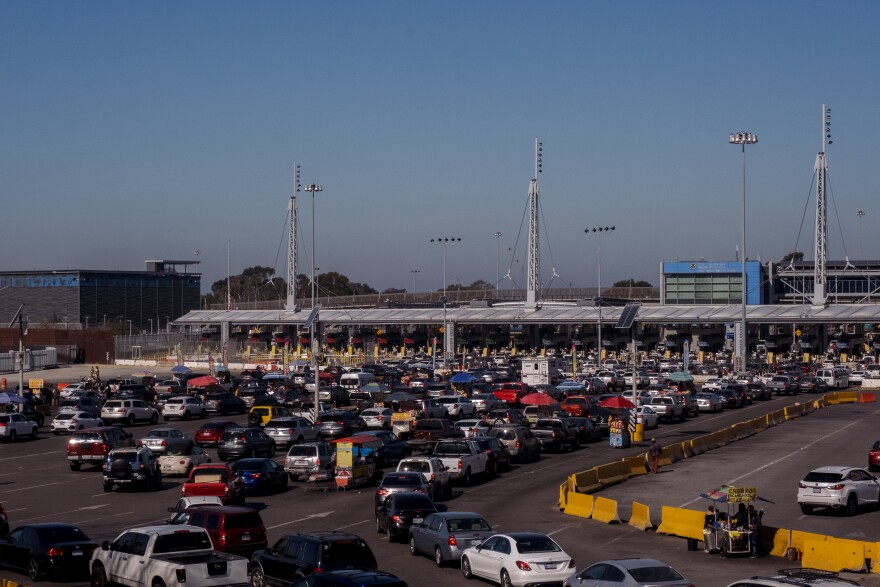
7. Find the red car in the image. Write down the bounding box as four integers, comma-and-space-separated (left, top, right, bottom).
169, 505, 267, 557
182, 464, 245, 505
870, 441, 880, 472
492, 382, 528, 405
194, 420, 239, 447
560, 396, 590, 417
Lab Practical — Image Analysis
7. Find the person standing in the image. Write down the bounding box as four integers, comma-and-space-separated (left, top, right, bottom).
649, 438, 662, 474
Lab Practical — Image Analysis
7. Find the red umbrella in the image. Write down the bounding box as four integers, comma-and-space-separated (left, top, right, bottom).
598, 396, 636, 410
520, 392, 558, 406
187, 375, 219, 388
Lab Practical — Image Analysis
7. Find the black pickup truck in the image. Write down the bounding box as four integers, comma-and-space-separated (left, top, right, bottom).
532, 418, 580, 452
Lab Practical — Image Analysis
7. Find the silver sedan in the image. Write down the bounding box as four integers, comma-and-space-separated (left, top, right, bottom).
409, 511, 494, 567
694, 392, 724, 413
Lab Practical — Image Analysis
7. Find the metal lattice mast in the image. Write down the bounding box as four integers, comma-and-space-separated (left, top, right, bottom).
286, 162, 301, 310
813, 105, 830, 306
526, 138, 542, 308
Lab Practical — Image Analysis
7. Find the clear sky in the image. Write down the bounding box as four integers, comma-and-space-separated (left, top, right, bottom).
2, 2, 878, 294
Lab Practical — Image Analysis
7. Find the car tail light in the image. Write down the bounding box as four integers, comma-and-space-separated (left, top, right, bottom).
515, 440, 521, 449
337, 421, 345, 426
161, 440, 167, 446
377, 488, 388, 497
284, 458, 289, 466
515, 561, 532, 571
458, 460, 463, 470
0, 423, 5, 428
392, 514, 400, 523
287, 429, 294, 434
315, 459, 321, 466
47, 547, 65, 557
219, 532, 226, 546
100, 443, 107, 453
568, 558, 576, 568
829, 483, 844, 490
252, 473, 262, 478
430, 473, 435, 481
446, 533, 459, 546
415, 488, 426, 494
176, 569, 187, 583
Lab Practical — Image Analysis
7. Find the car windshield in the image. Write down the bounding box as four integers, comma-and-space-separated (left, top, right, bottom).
514, 536, 560, 553
628, 566, 685, 582
70, 433, 102, 443
224, 512, 263, 529
35, 525, 90, 543
147, 431, 171, 438
803, 472, 844, 483
447, 517, 491, 532
321, 540, 376, 566
54, 413, 74, 421
398, 461, 429, 473
287, 446, 318, 457
383, 475, 422, 487
153, 530, 213, 553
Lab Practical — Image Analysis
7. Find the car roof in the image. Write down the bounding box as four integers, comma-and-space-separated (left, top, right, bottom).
285, 530, 364, 541
596, 558, 674, 569
181, 505, 260, 515
808, 466, 857, 474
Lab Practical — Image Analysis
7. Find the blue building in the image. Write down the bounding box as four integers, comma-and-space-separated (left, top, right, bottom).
661, 261, 763, 305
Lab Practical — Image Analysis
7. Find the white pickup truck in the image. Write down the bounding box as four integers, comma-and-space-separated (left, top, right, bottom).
90, 524, 249, 587
432, 439, 489, 486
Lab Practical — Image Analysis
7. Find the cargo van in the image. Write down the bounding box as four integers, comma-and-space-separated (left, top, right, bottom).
816, 368, 848, 390
340, 372, 376, 391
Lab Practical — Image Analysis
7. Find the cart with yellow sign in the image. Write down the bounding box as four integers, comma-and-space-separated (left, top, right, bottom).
700, 485, 771, 558
332, 435, 383, 490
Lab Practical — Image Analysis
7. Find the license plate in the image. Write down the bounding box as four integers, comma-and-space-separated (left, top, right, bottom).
413, 518, 423, 524
162, 464, 174, 470
241, 534, 251, 541
544, 563, 555, 570
295, 460, 308, 465
813, 488, 821, 493
72, 551, 83, 556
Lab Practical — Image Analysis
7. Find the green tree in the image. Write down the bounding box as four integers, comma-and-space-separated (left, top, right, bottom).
780, 251, 804, 266
612, 279, 653, 288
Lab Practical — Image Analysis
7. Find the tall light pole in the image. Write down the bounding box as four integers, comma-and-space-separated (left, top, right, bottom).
148, 318, 153, 334
494, 232, 502, 293
430, 237, 461, 366
165, 316, 171, 333
585, 226, 615, 360
729, 131, 758, 373
127, 320, 133, 337
303, 183, 323, 309
857, 210, 866, 261
410, 269, 420, 293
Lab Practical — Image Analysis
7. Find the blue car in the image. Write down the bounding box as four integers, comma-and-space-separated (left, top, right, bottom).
231, 458, 288, 494
555, 379, 586, 395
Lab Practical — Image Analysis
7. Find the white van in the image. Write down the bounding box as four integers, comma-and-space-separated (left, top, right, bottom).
340, 372, 376, 391
816, 368, 848, 390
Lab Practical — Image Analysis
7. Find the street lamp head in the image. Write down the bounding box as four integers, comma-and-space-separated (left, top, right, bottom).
304, 184, 323, 193
494, 231, 502, 238
729, 132, 758, 145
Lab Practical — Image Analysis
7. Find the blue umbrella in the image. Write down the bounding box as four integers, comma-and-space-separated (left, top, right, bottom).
171, 365, 193, 375
0, 392, 26, 404
450, 373, 477, 384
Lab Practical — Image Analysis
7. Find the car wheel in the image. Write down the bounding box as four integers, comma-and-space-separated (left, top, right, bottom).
103, 482, 114, 493
27, 557, 40, 580
91, 565, 108, 587
845, 494, 859, 516
150, 412, 159, 425
500, 569, 513, 587
8, 430, 16, 442
163, 416, 170, 422
250, 564, 266, 587
409, 535, 418, 556
152, 580, 166, 587
127, 414, 136, 426
31, 427, 38, 440
376, 516, 383, 534
269, 445, 276, 457
800, 504, 813, 515
444, 482, 452, 498
386, 522, 395, 542
572, 437, 581, 451
487, 461, 496, 476
70, 461, 81, 471
463, 468, 472, 486
182, 411, 190, 421
461, 556, 473, 580
433, 545, 447, 566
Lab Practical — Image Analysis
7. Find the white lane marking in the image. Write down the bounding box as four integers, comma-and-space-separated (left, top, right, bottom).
16, 504, 109, 523
70, 511, 134, 525
547, 524, 575, 537
41, 451, 61, 455
268, 511, 334, 530
0, 464, 66, 477
335, 519, 369, 531
0, 482, 59, 494
5, 507, 27, 513
0, 453, 44, 462
677, 409, 880, 508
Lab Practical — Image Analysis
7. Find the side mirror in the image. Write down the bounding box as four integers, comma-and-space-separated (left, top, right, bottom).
475, 544, 483, 551
102, 541, 111, 551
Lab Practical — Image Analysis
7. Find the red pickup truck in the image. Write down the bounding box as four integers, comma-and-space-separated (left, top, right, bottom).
181, 464, 245, 505
66, 427, 134, 471
492, 382, 528, 406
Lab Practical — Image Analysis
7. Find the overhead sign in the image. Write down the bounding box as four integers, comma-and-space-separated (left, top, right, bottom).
727, 487, 757, 503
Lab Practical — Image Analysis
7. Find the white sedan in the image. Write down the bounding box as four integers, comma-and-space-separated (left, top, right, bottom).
461, 532, 575, 587
636, 406, 659, 430
158, 444, 211, 476
360, 407, 393, 429
51, 411, 103, 434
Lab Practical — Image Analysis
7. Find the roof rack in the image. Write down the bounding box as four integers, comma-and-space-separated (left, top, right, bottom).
761, 568, 860, 586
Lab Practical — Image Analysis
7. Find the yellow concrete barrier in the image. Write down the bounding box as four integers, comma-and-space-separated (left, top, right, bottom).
722, 427, 738, 444
837, 391, 859, 404
656, 506, 704, 541
706, 431, 726, 449
752, 416, 767, 433
596, 461, 630, 487
681, 440, 695, 458
803, 400, 815, 414
690, 435, 709, 455
564, 491, 594, 519
660, 443, 685, 466
827, 536, 879, 567
791, 530, 829, 553
733, 421, 754, 440
573, 468, 603, 494
629, 501, 653, 531
802, 538, 867, 572
621, 454, 648, 476
559, 481, 569, 510
764, 526, 791, 558
592, 496, 622, 524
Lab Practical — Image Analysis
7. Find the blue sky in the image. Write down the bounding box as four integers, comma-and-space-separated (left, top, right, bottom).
2, 2, 878, 294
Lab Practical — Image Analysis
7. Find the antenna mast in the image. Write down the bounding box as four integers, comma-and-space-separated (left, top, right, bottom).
287, 162, 301, 310
526, 138, 542, 308
812, 105, 831, 306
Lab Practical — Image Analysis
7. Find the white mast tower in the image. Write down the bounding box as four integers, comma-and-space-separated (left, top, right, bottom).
526, 139, 542, 308
286, 162, 301, 310
812, 106, 831, 306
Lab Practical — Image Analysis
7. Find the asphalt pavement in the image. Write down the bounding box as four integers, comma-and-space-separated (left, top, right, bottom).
2, 365, 880, 587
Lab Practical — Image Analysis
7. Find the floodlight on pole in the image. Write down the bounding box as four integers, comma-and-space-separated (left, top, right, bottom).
729, 131, 758, 372
584, 226, 616, 359
430, 237, 462, 365
494, 232, 502, 293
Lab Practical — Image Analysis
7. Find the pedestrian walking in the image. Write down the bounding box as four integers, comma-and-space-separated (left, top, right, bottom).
649, 438, 662, 474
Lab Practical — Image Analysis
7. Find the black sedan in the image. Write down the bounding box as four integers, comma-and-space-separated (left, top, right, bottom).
717, 388, 741, 409
376, 492, 437, 543
0, 523, 96, 581
799, 376, 829, 393
231, 458, 289, 494
217, 428, 276, 460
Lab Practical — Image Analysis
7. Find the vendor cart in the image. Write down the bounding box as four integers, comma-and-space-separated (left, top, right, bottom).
700, 485, 772, 558
332, 435, 383, 490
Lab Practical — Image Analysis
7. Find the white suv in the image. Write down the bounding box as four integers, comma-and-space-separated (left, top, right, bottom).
0, 413, 39, 442
101, 399, 159, 426
162, 396, 207, 421
725, 568, 860, 587
797, 466, 880, 516
397, 456, 451, 500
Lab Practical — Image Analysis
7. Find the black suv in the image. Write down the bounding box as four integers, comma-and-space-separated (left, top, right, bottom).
102, 447, 162, 492
251, 532, 378, 586
471, 436, 512, 474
